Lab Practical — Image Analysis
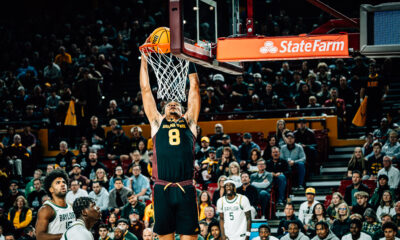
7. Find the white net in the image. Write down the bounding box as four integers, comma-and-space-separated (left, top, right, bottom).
140, 47, 190, 102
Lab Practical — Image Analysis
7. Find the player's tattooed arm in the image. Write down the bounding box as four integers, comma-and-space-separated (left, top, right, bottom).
245, 210, 252, 240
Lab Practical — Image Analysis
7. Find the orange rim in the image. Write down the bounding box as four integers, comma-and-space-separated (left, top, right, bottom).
139, 43, 171, 54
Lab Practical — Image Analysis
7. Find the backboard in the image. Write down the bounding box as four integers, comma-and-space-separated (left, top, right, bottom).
169, 0, 243, 75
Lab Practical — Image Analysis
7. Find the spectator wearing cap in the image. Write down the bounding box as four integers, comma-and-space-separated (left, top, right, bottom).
127, 208, 145, 240
70, 163, 90, 190
216, 134, 239, 160
352, 191, 372, 216
55, 141, 76, 172
65, 179, 88, 206
230, 75, 248, 105
89, 181, 109, 212
202, 86, 221, 113
210, 123, 224, 148
83, 149, 108, 180
266, 146, 289, 205
382, 131, 400, 163
115, 218, 138, 240
83, 115, 105, 147
370, 174, 395, 210
5, 180, 24, 210
4, 134, 29, 180
250, 159, 272, 219
253, 224, 278, 240
378, 156, 400, 189
196, 136, 211, 163
280, 221, 310, 240
280, 131, 306, 190
344, 171, 370, 208
238, 133, 260, 170
293, 119, 318, 172
298, 187, 320, 225
311, 221, 339, 240
341, 218, 372, 240
200, 148, 219, 189
106, 124, 130, 162
367, 141, 385, 179
241, 84, 258, 111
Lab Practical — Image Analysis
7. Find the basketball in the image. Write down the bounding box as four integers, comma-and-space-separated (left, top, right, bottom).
149, 27, 170, 54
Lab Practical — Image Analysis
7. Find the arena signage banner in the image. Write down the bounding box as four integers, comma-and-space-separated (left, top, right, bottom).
216, 33, 349, 62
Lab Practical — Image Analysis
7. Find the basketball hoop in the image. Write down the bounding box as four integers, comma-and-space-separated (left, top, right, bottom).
139, 42, 190, 102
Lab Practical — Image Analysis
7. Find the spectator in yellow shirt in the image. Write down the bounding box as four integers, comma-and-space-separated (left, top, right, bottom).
54, 46, 72, 67
7, 195, 32, 235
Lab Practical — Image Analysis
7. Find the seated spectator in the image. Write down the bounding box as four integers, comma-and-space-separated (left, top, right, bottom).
202, 206, 217, 224
289, 71, 305, 98
198, 191, 213, 221
378, 156, 400, 189
94, 168, 109, 190
306, 203, 330, 238
130, 165, 151, 201
381, 221, 400, 240
199, 221, 209, 240
341, 218, 372, 240
352, 191, 372, 216
312, 221, 339, 240
327, 192, 345, 223
20, 126, 36, 154
127, 150, 149, 178
250, 159, 272, 219
105, 119, 119, 148
363, 132, 374, 156
278, 203, 305, 238
105, 100, 122, 120
98, 223, 110, 240
280, 132, 306, 190
199, 148, 219, 188
253, 224, 278, 240
347, 147, 368, 179
261, 135, 279, 161
121, 192, 146, 221
273, 72, 289, 101
7, 196, 32, 234
127, 209, 144, 240
280, 221, 309, 240
216, 147, 236, 178
362, 208, 381, 237
76, 143, 89, 169
373, 214, 400, 240
211, 175, 227, 206
5, 180, 24, 210
299, 188, 320, 225
247, 148, 262, 174
236, 172, 258, 218
382, 131, 400, 164
24, 169, 43, 197
202, 86, 221, 113
210, 123, 224, 148
276, 119, 289, 147
368, 141, 385, 180
137, 140, 149, 163
370, 174, 395, 210
88, 181, 109, 212
295, 83, 313, 108
109, 166, 131, 191
306, 96, 322, 116
344, 171, 370, 208
293, 119, 318, 172
373, 118, 392, 144
114, 218, 137, 240
106, 125, 130, 162
27, 178, 46, 215
395, 201, 400, 228
227, 161, 242, 188
216, 134, 239, 160
230, 75, 248, 105
196, 137, 211, 164
316, 83, 330, 106
207, 221, 223, 240
70, 164, 90, 190
238, 133, 260, 170
129, 126, 147, 152
82, 149, 108, 180
338, 76, 355, 109
54, 46, 72, 67
263, 83, 277, 109
377, 191, 396, 222
143, 199, 154, 228
66, 179, 88, 206
107, 213, 118, 238
324, 88, 346, 136
83, 115, 105, 148
5, 134, 29, 179
108, 177, 132, 215
266, 147, 289, 205
331, 203, 351, 239
55, 141, 76, 172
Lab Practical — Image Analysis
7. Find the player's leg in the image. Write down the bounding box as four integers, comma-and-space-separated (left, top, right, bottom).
158, 233, 175, 240
180, 234, 198, 240
153, 185, 176, 237
175, 186, 200, 237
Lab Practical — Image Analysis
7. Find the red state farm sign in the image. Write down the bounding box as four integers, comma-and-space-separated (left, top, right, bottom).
216, 34, 349, 62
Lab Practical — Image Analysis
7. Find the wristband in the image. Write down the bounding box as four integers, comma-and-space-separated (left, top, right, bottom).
245, 232, 251, 237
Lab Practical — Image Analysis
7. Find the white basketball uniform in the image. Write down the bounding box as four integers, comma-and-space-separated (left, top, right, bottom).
217, 194, 251, 240
43, 200, 75, 234
61, 219, 94, 240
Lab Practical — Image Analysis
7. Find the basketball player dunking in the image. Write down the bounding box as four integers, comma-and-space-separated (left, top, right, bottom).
140, 55, 201, 240
36, 170, 75, 240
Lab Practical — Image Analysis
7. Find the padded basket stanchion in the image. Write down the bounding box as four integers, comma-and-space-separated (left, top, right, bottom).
139, 43, 190, 102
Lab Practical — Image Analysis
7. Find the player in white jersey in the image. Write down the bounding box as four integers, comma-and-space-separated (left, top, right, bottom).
36, 170, 75, 240
217, 180, 251, 240
61, 197, 101, 240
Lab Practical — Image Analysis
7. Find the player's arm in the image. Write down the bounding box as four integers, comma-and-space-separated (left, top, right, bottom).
140, 55, 162, 132
219, 212, 227, 240
35, 205, 62, 240
184, 64, 201, 134
245, 210, 251, 240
